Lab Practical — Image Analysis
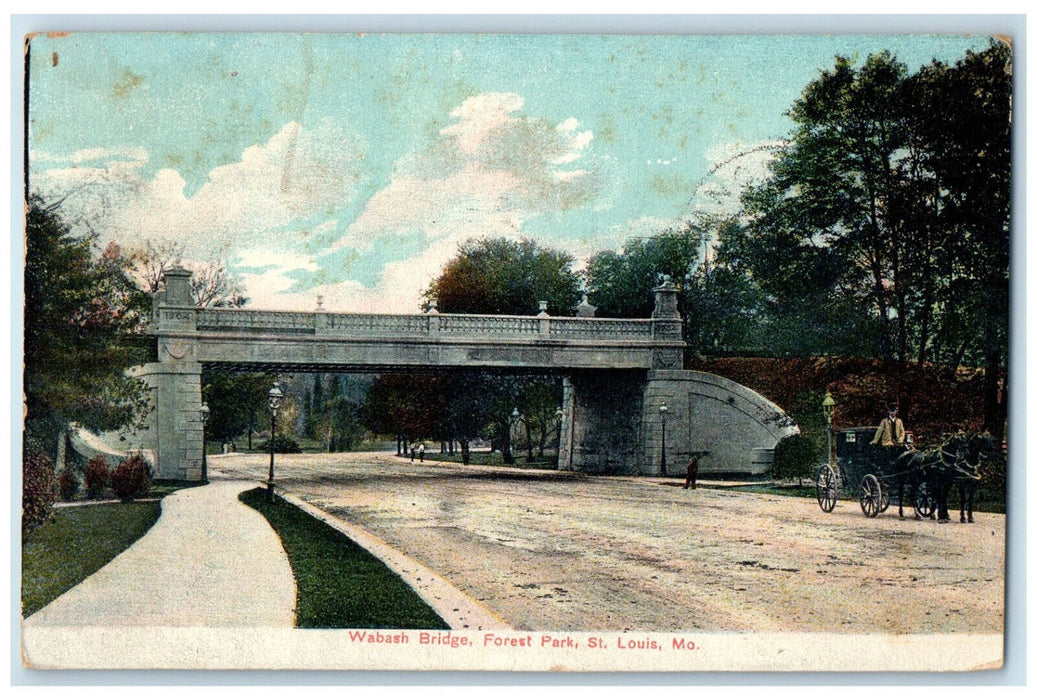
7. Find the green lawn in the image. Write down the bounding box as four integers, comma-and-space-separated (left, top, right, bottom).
239, 488, 447, 629
725, 480, 1005, 514
720, 482, 817, 499
21, 501, 161, 617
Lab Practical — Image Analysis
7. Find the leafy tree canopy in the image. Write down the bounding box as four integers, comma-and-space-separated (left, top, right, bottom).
24, 195, 152, 454
424, 237, 582, 316
729, 41, 1010, 434
737, 42, 1010, 371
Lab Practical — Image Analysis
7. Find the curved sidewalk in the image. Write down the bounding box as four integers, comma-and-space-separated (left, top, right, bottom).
23, 478, 297, 629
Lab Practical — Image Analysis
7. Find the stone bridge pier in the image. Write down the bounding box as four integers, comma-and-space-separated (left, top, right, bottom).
557, 370, 798, 476
133, 268, 206, 480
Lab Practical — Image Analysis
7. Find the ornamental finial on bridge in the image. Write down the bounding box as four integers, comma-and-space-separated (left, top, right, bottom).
652, 274, 680, 320
160, 266, 194, 307
576, 294, 597, 318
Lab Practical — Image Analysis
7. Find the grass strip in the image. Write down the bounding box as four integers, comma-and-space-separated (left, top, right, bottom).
728, 482, 1004, 513
21, 501, 161, 617
239, 488, 447, 629
421, 451, 559, 469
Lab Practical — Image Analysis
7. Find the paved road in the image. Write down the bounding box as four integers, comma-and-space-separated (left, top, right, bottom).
212, 451, 1005, 634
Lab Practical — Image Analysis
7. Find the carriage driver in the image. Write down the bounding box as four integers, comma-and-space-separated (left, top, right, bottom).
871, 403, 907, 448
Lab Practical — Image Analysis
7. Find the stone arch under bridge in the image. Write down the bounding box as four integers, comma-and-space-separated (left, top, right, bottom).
132, 267, 798, 480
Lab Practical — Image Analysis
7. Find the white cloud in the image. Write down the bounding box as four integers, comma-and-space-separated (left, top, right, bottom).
234, 247, 318, 273
238, 234, 467, 314
314, 92, 599, 311
32, 95, 602, 314
440, 92, 525, 154
31, 120, 365, 260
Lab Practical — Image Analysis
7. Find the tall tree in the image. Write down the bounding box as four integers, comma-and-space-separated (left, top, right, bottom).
421, 237, 580, 461
729, 43, 1010, 396
200, 371, 275, 447
23, 195, 152, 455
585, 222, 703, 321
584, 217, 780, 354
424, 237, 582, 316
307, 374, 326, 440
906, 42, 1011, 435
515, 377, 564, 459
739, 52, 915, 360
307, 374, 372, 451
363, 373, 445, 453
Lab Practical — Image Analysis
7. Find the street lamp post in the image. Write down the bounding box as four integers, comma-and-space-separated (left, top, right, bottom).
554, 407, 563, 463
267, 381, 284, 502
509, 407, 521, 465
822, 391, 836, 467
659, 404, 669, 477
200, 402, 210, 483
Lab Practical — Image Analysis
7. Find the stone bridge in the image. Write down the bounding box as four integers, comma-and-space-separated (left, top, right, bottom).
134, 267, 797, 480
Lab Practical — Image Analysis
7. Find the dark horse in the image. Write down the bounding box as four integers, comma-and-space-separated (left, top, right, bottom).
892, 434, 970, 522
953, 432, 999, 523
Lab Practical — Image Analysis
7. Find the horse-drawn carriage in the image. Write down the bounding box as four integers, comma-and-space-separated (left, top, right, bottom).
815, 427, 993, 520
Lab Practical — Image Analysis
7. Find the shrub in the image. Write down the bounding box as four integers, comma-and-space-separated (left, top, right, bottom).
257, 435, 302, 454
110, 454, 152, 501
58, 468, 79, 501
84, 456, 111, 499
773, 433, 820, 484
977, 449, 1007, 513
23, 452, 56, 535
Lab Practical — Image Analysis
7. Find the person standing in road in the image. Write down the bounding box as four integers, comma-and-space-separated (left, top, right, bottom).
683, 455, 699, 490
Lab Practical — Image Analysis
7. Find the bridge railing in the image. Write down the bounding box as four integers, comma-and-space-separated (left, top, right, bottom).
189, 307, 656, 341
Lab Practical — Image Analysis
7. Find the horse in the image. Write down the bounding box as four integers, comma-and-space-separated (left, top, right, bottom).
892, 433, 969, 522
954, 432, 999, 523
892, 447, 926, 520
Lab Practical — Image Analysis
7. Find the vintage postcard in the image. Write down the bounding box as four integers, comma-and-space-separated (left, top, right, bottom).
19, 27, 1013, 674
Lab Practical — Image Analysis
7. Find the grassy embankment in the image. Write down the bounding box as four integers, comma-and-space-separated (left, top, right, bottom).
239, 488, 447, 629
21, 501, 161, 617
21, 481, 203, 617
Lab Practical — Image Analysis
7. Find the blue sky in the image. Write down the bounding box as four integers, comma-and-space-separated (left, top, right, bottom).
27, 32, 995, 312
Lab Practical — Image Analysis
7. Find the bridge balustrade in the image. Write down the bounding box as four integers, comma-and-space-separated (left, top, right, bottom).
190, 307, 655, 342
196, 309, 317, 334
549, 318, 652, 339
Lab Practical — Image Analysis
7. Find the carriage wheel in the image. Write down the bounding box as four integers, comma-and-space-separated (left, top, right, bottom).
816, 464, 838, 513
914, 480, 936, 519
860, 474, 882, 518
879, 484, 891, 513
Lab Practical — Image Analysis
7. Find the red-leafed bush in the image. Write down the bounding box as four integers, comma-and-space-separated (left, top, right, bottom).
110, 454, 152, 501
23, 452, 56, 535
58, 468, 79, 501
84, 456, 111, 499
